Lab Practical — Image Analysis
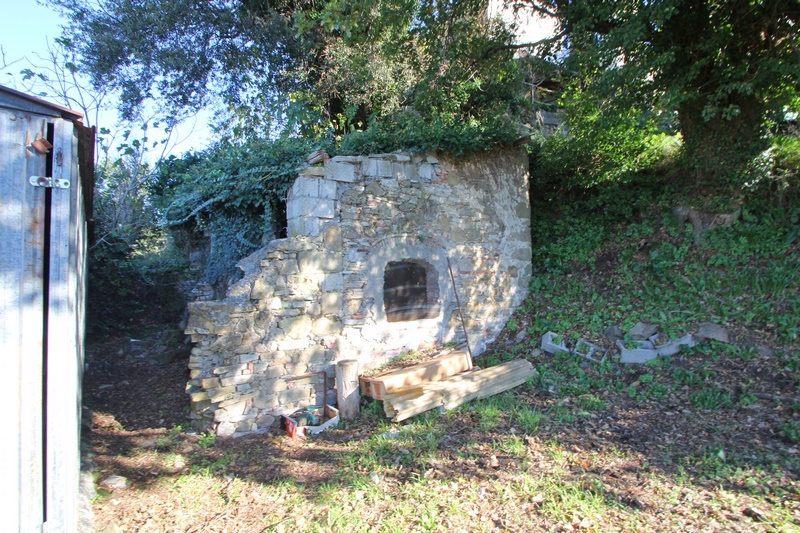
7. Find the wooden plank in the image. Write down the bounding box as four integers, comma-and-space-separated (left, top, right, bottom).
0, 110, 47, 532
363, 350, 473, 400
45, 119, 82, 532
384, 360, 535, 422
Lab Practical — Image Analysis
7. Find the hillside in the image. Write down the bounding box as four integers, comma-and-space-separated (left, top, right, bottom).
84, 189, 800, 532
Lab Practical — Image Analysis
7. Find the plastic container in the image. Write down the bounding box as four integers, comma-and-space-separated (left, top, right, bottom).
282, 405, 340, 439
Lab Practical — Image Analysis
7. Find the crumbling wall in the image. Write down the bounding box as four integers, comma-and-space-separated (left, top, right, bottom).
185, 147, 532, 436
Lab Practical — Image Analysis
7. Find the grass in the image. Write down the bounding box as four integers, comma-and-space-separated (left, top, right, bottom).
91, 187, 800, 532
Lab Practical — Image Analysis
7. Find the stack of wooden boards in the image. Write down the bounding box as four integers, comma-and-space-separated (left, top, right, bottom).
360, 350, 536, 422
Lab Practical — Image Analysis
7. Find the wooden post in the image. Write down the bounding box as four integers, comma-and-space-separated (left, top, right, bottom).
336, 359, 360, 421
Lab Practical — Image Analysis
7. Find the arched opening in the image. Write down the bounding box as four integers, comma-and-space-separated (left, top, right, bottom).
383, 260, 441, 322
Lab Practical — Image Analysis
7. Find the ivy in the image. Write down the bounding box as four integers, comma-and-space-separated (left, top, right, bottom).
152, 136, 324, 285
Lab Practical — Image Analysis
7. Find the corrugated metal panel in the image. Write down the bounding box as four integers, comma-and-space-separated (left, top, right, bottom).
0, 110, 47, 531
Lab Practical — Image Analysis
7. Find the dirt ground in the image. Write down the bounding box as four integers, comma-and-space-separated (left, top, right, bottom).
84, 317, 800, 532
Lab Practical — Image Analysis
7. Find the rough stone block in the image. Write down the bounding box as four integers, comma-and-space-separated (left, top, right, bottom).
190, 391, 209, 402
512, 247, 532, 261
256, 414, 276, 428
320, 292, 342, 315
303, 217, 320, 237
298, 250, 343, 274
260, 378, 289, 394
254, 391, 280, 410
363, 157, 393, 178
321, 273, 343, 292
313, 316, 343, 337
209, 386, 236, 403
278, 315, 313, 339
325, 160, 357, 182
238, 353, 259, 363
201, 377, 221, 389
250, 277, 275, 300
319, 179, 337, 200
217, 422, 236, 437
323, 226, 342, 251
217, 391, 258, 408
278, 387, 312, 405
220, 374, 255, 387
291, 176, 320, 199
298, 345, 326, 364
287, 217, 304, 237
276, 338, 310, 351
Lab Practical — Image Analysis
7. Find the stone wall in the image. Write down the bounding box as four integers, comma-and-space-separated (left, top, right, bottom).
185, 146, 532, 436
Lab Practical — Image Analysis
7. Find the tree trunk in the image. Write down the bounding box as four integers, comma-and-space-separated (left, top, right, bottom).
336, 359, 360, 421
678, 94, 768, 187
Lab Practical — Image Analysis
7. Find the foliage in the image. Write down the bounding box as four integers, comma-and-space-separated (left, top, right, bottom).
88, 155, 187, 338
152, 136, 323, 285
526, 0, 800, 183
50, 0, 528, 141
335, 108, 523, 156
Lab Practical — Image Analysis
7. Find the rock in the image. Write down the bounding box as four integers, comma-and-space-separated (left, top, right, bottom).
488, 455, 500, 469
755, 345, 774, 357
603, 325, 624, 343
514, 329, 527, 344
97, 525, 123, 533
696, 323, 730, 343
98, 475, 127, 491
369, 471, 382, 485
628, 322, 659, 340
216, 421, 237, 437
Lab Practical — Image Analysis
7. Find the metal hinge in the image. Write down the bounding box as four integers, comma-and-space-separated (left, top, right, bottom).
29, 176, 70, 189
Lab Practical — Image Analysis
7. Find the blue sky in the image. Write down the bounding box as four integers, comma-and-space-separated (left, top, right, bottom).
1, 1, 212, 157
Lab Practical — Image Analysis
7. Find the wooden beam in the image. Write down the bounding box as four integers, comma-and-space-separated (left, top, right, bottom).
383, 359, 535, 422
361, 351, 473, 400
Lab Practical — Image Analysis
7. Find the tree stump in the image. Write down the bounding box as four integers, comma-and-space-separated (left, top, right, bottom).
336, 359, 360, 421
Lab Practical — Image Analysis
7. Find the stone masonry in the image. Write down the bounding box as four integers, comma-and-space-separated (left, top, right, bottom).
185, 146, 532, 436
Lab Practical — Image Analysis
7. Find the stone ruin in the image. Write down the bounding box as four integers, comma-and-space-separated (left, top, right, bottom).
184, 146, 532, 436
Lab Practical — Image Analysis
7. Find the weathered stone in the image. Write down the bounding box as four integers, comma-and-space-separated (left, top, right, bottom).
278, 315, 313, 339
323, 226, 342, 251
190, 391, 209, 402
256, 414, 276, 428
298, 345, 327, 364
278, 387, 312, 405
604, 325, 624, 343
260, 379, 289, 394
217, 391, 258, 408
209, 386, 236, 403
216, 422, 237, 437
201, 377, 221, 389
325, 161, 356, 182
298, 250, 342, 274
220, 374, 255, 387
238, 353, 259, 363
187, 148, 533, 435
696, 323, 730, 344
628, 322, 660, 340
321, 273, 343, 292
313, 316, 343, 336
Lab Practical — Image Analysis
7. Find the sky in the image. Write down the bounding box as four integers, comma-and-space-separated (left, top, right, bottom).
0, 1, 213, 158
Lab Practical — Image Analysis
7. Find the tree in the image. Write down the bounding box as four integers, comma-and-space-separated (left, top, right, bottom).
512, 0, 800, 183
48, 0, 526, 138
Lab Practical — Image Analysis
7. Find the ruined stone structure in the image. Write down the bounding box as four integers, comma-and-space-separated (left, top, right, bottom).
185, 147, 532, 436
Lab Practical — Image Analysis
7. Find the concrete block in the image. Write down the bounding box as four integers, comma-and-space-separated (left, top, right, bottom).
320, 179, 337, 199
291, 176, 320, 198
325, 161, 356, 182
287, 217, 304, 237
